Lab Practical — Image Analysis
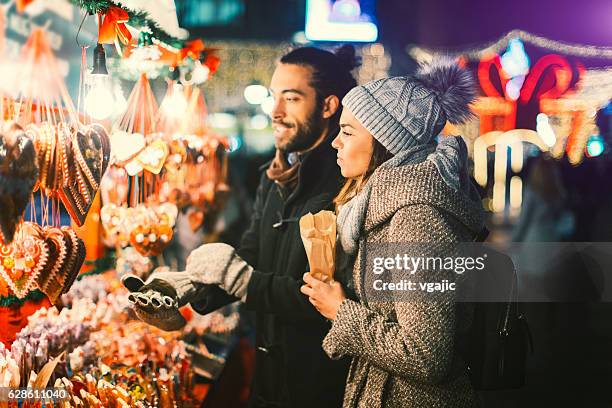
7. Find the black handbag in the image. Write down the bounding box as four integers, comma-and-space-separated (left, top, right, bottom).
463, 229, 534, 390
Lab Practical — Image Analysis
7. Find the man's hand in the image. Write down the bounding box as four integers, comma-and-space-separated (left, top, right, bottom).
121, 272, 188, 331
185, 243, 253, 301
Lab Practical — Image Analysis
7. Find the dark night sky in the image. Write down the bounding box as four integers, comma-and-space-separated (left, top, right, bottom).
378, 0, 612, 48
376, 0, 612, 74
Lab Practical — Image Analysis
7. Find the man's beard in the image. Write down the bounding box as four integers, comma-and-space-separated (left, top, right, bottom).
276, 104, 326, 153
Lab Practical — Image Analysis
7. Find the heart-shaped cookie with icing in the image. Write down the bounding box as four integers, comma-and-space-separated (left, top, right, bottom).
135, 139, 169, 175
60, 124, 111, 226
0, 123, 39, 244
110, 130, 146, 163
0, 222, 48, 299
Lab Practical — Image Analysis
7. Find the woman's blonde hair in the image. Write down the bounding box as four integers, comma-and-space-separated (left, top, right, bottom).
334, 139, 392, 211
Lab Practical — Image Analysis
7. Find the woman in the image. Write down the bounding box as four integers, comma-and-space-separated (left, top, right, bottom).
300, 59, 485, 407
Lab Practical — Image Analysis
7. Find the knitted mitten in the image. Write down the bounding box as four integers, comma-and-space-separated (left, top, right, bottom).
185, 243, 253, 301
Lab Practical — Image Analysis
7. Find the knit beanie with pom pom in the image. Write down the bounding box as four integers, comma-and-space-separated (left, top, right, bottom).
341, 57, 476, 155
336, 58, 481, 255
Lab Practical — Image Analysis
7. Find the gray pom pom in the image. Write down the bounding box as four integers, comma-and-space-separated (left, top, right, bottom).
416, 57, 476, 125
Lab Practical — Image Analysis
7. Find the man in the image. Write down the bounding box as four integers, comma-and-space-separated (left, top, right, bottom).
128, 46, 361, 407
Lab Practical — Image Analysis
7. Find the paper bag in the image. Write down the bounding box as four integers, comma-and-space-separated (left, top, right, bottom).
299, 210, 337, 282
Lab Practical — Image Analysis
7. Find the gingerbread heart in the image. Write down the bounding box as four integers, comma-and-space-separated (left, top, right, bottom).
36, 226, 68, 304
0, 223, 49, 299
111, 130, 146, 163
60, 227, 86, 294
29, 123, 55, 193
0, 123, 39, 244
124, 159, 144, 177
164, 139, 187, 173
127, 203, 177, 256
135, 139, 169, 175
129, 223, 173, 257
60, 124, 111, 226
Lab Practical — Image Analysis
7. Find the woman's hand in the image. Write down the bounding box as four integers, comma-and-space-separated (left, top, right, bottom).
300, 272, 346, 320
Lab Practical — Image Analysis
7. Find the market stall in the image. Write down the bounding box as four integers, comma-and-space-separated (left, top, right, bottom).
0, 0, 239, 406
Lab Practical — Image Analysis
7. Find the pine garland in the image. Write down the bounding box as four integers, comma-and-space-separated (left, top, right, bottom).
79, 252, 116, 280
69, 0, 184, 49
0, 289, 46, 308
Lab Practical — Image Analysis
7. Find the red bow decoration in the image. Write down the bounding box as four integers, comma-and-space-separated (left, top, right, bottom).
179, 40, 221, 75
180, 39, 205, 62
98, 6, 132, 45
478, 54, 508, 99
15, 0, 35, 13
478, 53, 575, 104
519, 55, 573, 103
203, 50, 221, 75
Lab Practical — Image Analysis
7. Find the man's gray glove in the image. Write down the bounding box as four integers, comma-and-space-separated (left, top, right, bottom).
121, 243, 252, 331
122, 271, 187, 332
185, 243, 253, 301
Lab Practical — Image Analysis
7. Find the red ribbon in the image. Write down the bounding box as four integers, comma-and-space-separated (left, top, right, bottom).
99, 6, 132, 45
179, 40, 221, 75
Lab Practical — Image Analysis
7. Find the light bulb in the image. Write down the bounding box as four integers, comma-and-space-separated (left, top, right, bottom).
85, 75, 114, 120
114, 85, 128, 117
586, 135, 604, 158
250, 114, 269, 130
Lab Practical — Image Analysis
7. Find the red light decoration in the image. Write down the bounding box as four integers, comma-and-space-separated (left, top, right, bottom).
519, 54, 573, 104
478, 54, 509, 98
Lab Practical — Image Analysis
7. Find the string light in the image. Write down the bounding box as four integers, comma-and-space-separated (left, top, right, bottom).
586, 134, 605, 157
408, 29, 612, 62
261, 96, 275, 115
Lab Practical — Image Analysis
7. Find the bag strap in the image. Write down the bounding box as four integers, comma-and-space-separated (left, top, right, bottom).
473, 226, 490, 243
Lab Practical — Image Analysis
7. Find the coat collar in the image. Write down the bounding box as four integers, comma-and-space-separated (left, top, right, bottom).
260, 130, 342, 205
364, 160, 485, 236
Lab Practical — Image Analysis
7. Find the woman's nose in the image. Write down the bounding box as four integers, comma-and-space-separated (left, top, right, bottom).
331, 133, 341, 149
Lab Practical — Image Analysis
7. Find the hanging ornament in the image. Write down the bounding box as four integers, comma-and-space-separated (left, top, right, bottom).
111, 73, 163, 182
0, 223, 48, 299
101, 203, 177, 256
0, 122, 38, 245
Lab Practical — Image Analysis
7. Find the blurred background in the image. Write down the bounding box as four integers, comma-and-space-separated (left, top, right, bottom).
2, 0, 612, 406
175, 1, 612, 406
